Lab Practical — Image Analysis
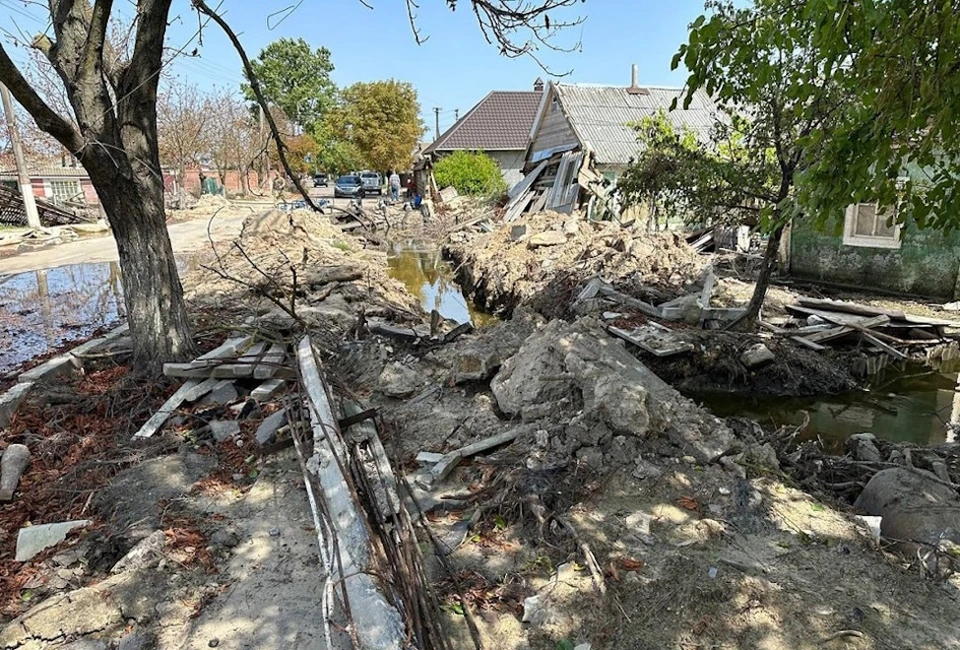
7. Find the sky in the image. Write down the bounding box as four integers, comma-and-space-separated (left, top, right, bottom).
0, 0, 707, 138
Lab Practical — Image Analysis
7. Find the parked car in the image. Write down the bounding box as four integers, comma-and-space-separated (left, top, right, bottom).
312, 174, 328, 187
359, 171, 382, 195
334, 175, 365, 198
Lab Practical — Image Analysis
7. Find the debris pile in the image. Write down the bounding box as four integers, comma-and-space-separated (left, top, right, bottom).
444, 210, 705, 317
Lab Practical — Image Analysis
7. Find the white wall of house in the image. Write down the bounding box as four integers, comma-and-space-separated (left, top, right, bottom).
489, 150, 527, 187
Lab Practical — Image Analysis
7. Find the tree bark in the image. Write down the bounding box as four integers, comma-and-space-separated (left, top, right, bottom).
735, 223, 784, 330
86, 151, 195, 373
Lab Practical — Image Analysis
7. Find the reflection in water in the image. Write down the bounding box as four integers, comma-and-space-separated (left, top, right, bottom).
386, 241, 496, 327
699, 361, 960, 450
0, 262, 125, 374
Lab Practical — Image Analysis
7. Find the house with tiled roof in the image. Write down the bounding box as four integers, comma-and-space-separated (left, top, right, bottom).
0, 155, 99, 208
423, 81, 544, 186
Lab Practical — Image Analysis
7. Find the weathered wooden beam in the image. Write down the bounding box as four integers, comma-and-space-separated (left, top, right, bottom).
132, 380, 201, 440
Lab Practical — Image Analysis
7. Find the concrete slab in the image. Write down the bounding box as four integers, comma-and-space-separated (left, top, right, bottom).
16, 520, 91, 562
0, 381, 34, 428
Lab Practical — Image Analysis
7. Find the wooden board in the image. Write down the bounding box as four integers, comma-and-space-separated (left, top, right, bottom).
608, 325, 694, 357
796, 297, 905, 319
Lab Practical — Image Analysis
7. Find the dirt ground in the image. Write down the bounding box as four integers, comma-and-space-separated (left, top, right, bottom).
2, 205, 960, 650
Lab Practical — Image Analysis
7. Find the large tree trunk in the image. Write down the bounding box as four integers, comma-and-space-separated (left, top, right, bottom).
735, 224, 785, 330
88, 159, 195, 373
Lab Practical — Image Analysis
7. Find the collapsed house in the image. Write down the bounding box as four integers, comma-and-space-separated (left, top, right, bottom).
504, 66, 718, 222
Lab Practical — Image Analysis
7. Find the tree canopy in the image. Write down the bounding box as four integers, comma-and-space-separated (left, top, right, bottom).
679, 0, 960, 230
242, 37, 337, 131
328, 80, 425, 172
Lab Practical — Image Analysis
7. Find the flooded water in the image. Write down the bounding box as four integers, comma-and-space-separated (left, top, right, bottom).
0, 262, 124, 374
386, 240, 496, 327
0, 258, 198, 375
698, 361, 960, 450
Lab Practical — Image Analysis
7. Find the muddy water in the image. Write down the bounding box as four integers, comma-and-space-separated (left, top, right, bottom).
0, 258, 198, 375
387, 240, 497, 327
699, 361, 960, 450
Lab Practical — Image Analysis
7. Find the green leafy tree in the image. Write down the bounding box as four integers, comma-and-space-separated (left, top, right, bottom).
329, 80, 425, 172
242, 37, 337, 131
622, 2, 845, 327
433, 150, 508, 196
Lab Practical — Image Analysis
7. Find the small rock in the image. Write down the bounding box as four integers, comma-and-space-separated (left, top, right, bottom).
209, 528, 241, 549
415, 452, 445, 464
601, 312, 623, 320
118, 629, 155, 650
255, 409, 287, 445
269, 527, 281, 538
718, 486, 732, 496
208, 639, 220, 648
528, 231, 566, 248
535, 429, 550, 449
741, 343, 775, 369
112, 529, 166, 574
681, 455, 697, 465
522, 593, 555, 627
563, 215, 580, 236
625, 512, 652, 536
575, 446, 605, 470
931, 460, 951, 483
15, 519, 91, 562
0, 444, 30, 502
209, 420, 241, 442
377, 362, 425, 398
510, 224, 527, 241
847, 433, 882, 463
632, 460, 663, 480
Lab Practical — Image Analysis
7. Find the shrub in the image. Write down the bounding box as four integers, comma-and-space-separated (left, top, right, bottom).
432, 150, 507, 197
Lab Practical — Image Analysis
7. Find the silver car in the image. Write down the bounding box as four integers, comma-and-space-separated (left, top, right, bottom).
359, 171, 382, 195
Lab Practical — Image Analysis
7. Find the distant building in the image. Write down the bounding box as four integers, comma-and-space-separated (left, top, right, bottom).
423, 81, 544, 187
0, 157, 99, 207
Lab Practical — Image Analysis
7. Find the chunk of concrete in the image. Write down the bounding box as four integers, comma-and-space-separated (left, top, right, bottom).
209, 420, 241, 442
854, 467, 960, 561
0, 443, 30, 501
528, 231, 566, 248
255, 409, 287, 445
510, 224, 527, 241
111, 529, 166, 574
377, 362, 424, 398
0, 382, 33, 428
741, 343, 775, 369
198, 380, 239, 406
16, 520, 91, 562
847, 433, 882, 463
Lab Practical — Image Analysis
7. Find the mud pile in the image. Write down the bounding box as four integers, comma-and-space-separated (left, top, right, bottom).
183, 209, 420, 331
444, 211, 706, 317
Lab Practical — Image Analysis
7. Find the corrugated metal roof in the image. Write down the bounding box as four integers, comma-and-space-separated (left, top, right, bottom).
553, 84, 719, 165
425, 90, 542, 153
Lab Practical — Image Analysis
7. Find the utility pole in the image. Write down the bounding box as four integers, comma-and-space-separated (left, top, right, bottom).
433, 107, 441, 140
260, 104, 270, 183
0, 83, 40, 228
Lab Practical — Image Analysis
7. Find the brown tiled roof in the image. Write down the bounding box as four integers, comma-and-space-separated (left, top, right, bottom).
0, 163, 90, 179
425, 90, 542, 153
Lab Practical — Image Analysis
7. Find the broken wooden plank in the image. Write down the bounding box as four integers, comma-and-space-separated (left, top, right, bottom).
786, 304, 898, 326
758, 320, 786, 335
420, 430, 521, 489
195, 336, 254, 364
181, 377, 221, 402
597, 284, 661, 319
253, 343, 286, 380
801, 315, 891, 343
132, 380, 201, 439
575, 276, 603, 304
608, 325, 694, 357
795, 298, 905, 320
343, 401, 400, 521
507, 160, 549, 200
861, 332, 909, 360
700, 308, 748, 321
251, 378, 286, 401
690, 232, 713, 252
790, 335, 828, 351
368, 319, 430, 341
698, 267, 716, 310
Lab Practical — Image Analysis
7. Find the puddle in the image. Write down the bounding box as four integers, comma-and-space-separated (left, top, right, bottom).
0, 258, 197, 375
698, 361, 960, 451
387, 240, 497, 328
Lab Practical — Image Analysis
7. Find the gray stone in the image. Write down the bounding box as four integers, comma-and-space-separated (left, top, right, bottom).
111, 529, 166, 574
255, 409, 287, 445
632, 460, 663, 480
117, 629, 155, 650
510, 224, 527, 241
575, 446, 605, 470
377, 362, 424, 398
15, 520, 91, 562
528, 231, 566, 248
741, 343, 775, 369
0, 443, 30, 501
0, 382, 33, 428
848, 433, 882, 463
415, 451, 445, 464
854, 467, 960, 562
209, 420, 241, 442
198, 380, 239, 406
209, 528, 241, 548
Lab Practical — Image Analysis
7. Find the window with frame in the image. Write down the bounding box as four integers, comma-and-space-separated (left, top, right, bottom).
49, 179, 82, 204
842, 202, 901, 249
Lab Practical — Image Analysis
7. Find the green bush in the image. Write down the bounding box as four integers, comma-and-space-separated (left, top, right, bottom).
432, 150, 507, 197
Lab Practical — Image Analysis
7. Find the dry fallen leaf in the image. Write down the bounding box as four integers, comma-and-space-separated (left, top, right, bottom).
619, 557, 645, 571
